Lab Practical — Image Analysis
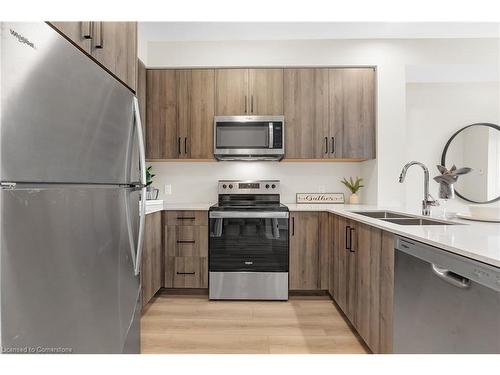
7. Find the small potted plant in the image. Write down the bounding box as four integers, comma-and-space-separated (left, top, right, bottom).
341, 177, 364, 204
146, 166, 159, 200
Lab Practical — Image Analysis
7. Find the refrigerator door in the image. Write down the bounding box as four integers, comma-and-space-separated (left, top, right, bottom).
1, 22, 135, 184
0, 185, 141, 353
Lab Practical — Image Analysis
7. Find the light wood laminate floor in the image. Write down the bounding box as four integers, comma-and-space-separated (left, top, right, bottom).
141, 291, 369, 354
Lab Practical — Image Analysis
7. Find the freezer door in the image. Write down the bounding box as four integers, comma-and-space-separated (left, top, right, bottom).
0, 186, 141, 353
1, 22, 136, 184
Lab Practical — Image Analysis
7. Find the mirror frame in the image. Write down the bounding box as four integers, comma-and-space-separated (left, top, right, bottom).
441, 122, 500, 204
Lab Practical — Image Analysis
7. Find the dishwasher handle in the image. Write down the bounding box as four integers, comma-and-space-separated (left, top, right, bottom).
431, 264, 471, 289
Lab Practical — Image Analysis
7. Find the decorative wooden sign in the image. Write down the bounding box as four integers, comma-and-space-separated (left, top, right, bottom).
296, 193, 345, 204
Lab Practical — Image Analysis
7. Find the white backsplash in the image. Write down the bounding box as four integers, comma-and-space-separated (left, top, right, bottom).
148, 161, 365, 204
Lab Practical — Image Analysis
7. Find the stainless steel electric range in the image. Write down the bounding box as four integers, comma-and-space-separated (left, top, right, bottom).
208, 180, 289, 300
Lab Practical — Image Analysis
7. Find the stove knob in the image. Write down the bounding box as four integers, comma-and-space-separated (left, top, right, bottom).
265, 184, 270, 189
222, 184, 227, 189
271, 184, 276, 189
228, 184, 233, 189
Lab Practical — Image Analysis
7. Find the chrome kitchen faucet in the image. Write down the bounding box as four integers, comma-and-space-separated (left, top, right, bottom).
399, 161, 439, 216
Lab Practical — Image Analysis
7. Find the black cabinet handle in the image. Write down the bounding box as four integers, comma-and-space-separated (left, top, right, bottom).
176, 272, 195, 275
251, 95, 254, 113
244, 96, 247, 113
184, 137, 187, 154
292, 217, 295, 236
345, 225, 351, 251
324, 137, 328, 154
176, 240, 195, 244
349, 227, 356, 253
331, 137, 335, 154
177, 217, 196, 220
177, 137, 181, 155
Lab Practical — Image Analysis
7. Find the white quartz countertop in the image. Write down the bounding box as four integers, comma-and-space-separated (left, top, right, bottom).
145, 200, 213, 214
145, 200, 500, 268
287, 203, 500, 268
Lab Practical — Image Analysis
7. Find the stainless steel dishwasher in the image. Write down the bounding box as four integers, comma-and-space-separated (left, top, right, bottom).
394, 236, 500, 353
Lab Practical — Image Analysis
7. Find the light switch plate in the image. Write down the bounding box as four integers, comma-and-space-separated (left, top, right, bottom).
164, 184, 172, 195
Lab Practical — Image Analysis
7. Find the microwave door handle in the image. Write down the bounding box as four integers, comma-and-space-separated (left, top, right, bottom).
269, 122, 273, 149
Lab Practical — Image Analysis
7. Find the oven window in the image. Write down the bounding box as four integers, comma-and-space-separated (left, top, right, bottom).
216, 122, 269, 149
209, 217, 289, 272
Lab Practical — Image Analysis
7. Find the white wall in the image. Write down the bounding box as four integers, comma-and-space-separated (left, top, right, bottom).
149, 161, 363, 204
405, 82, 500, 212
145, 37, 499, 208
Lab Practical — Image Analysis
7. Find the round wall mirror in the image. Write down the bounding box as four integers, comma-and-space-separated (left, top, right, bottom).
441, 123, 500, 204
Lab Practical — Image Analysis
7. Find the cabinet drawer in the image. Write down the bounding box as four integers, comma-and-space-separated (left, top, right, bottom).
165, 256, 208, 288
166, 210, 208, 226
166, 225, 208, 257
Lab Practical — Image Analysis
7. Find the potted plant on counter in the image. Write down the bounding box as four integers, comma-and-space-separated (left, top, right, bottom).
341, 177, 364, 204
146, 166, 159, 200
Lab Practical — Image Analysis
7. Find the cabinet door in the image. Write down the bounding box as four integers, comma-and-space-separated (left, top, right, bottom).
289, 212, 320, 290
328, 213, 336, 297
248, 69, 283, 115
176, 70, 191, 159
215, 69, 249, 115
319, 212, 332, 290
49, 22, 92, 53
379, 231, 394, 354
146, 70, 178, 159
165, 225, 208, 258
90, 22, 137, 91
141, 212, 163, 307
165, 256, 208, 288
355, 223, 382, 353
329, 68, 375, 159
137, 59, 147, 136
334, 215, 357, 322
190, 70, 215, 159
284, 69, 329, 158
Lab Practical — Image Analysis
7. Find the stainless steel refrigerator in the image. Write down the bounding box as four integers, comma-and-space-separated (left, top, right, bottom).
0, 22, 146, 353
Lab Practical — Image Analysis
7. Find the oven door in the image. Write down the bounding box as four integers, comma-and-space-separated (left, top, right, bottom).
209, 211, 289, 272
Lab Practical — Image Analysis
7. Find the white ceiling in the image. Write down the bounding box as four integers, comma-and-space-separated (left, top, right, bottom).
138, 22, 500, 43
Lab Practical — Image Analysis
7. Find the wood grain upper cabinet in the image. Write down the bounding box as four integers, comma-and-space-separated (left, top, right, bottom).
215, 69, 249, 115
289, 212, 320, 290
141, 212, 163, 308
137, 59, 147, 136
216, 68, 284, 115
90, 22, 137, 92
146, 70, 178, 159
284, 68, 329, 158
177, 69, 215, 159
329, 68, 376, 159
49, 22, 92, 53
248, 69, 283, 115
50, 22, 138, 91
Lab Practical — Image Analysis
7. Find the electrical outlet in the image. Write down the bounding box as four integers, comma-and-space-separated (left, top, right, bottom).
164, 184, 172, 195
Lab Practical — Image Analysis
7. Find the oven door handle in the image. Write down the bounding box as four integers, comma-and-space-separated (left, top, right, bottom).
209, 211, 289, 219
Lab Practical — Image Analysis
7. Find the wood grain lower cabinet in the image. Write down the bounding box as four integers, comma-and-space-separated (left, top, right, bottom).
355, 222, 382, 353
289, 212, 320, 290
164, 210, 208, 289
141, 212, 163, 307
329, 213, 394, 354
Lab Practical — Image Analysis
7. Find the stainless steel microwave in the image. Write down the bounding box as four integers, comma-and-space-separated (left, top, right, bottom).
213, 116, 285, 161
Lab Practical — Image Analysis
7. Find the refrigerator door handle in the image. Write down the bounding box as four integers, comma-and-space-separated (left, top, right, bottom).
133, 97, 146, 275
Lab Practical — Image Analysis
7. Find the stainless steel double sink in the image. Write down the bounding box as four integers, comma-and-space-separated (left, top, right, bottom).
350, 210, 460, 226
